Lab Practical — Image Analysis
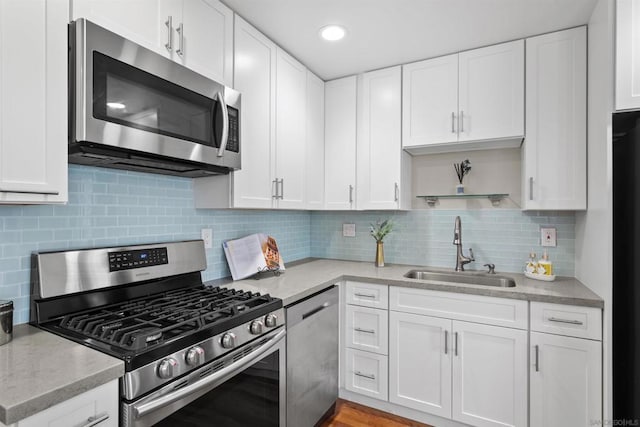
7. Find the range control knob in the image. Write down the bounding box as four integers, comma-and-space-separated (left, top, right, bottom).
220, 332, 236, 349
157, 357, 178, 379
185, 346, 205, 366
265, 314, 278, 328
249, 320, 264, 335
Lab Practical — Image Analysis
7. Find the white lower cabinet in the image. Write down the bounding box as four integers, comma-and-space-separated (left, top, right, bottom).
530, 332, 602, 427
3, 380, 118, 427
345, 348, 388, 401
452, 321, 528, 427
346, 305, 388, 355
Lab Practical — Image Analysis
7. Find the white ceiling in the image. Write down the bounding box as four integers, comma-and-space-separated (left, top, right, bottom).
222, 0, 598, 81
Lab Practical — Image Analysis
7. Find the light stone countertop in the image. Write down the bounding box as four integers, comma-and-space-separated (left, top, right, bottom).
211, 259, 603, 308
0, 324, 124, 425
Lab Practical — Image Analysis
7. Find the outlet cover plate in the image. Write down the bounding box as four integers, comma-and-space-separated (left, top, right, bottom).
343, 223, 356, 237
201, 228, 213, 249
541, 227, 557, 247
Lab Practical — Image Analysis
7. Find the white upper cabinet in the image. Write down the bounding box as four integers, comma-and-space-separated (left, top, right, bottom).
275, 48, 307, 209
72, 0, 233, 85
325, 76, 357, 210
523, 26, 586, 210
0, 0, 68, 204
458, 40, 524, 143
229, 15, 277, 208
616, 0, 640, 110
403, 40, 524, 154
402, 54, 459, 147
306, 71, 325, 209
357, 66, 410, 210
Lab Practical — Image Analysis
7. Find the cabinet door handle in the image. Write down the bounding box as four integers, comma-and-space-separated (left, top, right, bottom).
459, 111, 465, 133
444, 330, 449, 355
354, 327, 376, 334
548, 317, 583, 325
272, 179, 278, 199
0, 188, 59, 195
279, 178, 284, 200
349, 184, 354, 204
80, 412, 110, 427
534, 345, 540, 372
529, 177, 534, 201
454, 332, 459, 356
451, 112, 456, 133
394, 182, 399, 202
354, 371, 375, 380
164, 16, 173, 52
176, 22, 184, 57
354, 293, 376, 299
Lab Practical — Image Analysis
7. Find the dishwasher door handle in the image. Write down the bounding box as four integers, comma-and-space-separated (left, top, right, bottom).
302, 302, 332, 320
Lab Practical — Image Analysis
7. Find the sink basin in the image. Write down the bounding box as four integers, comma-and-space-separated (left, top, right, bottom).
404, 270, 516, 287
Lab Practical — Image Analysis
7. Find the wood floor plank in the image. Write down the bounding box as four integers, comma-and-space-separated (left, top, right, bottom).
319, 399, 432, 427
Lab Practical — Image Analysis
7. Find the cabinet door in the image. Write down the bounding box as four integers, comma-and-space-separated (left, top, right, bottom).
275, 48, 307, 209
458, 40, 524, 143
0, 0, 67, 204
402, 54, 459, 147
523, 27, 586, 210
180, 0, 233, 85
72, 0, 165, 56
530, 332, 602, 427
305, 71, 325, 209
389, 312, 452, 419
616, 0, 640, 110
324, 76, 357, 210
231, 16, 276, 208
452, 321, 527, 427
357, 66, 403, 210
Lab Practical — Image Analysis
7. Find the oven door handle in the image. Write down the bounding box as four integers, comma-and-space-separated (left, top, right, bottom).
216, 91, 229, 158
133, 328, 285, 419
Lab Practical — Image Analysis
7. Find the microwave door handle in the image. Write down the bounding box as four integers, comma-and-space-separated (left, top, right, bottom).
216, 91, 229, 157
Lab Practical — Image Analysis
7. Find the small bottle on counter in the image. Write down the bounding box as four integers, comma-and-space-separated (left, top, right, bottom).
525, 251, 537, 273
538, 251, 553, 276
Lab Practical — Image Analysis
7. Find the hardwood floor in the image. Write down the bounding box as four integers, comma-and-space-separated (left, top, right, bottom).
319, 399, 432, 427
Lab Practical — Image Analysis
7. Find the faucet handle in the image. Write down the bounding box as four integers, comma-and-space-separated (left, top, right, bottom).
484, 263, 496, 274
468, 248, 475, 261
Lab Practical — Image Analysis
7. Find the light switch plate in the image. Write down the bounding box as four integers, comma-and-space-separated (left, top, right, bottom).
541, 227, 557, 247
201, 228, 213, 249
343, 223, 356, 237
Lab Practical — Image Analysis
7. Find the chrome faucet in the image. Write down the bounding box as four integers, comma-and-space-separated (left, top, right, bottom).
453, 216, 475, 271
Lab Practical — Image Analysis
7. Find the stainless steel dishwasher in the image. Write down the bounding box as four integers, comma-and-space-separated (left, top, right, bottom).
286, 285, 339, 426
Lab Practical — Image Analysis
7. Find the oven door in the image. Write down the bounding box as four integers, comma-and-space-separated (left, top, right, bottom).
71, 18, 240, 170
122, 329, 286, 427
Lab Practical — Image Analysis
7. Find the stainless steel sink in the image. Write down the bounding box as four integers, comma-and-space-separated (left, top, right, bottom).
404, 270, 516, 287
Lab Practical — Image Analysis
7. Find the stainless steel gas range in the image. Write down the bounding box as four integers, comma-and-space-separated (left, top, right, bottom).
30, 240, 286, 427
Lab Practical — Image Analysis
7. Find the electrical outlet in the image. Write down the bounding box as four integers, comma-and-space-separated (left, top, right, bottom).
201, 228, 213, 249
343, 223, 356, 237
540, 227, 557, 247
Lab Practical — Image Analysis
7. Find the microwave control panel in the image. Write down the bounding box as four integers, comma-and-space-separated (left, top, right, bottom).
226, 107, 239, 153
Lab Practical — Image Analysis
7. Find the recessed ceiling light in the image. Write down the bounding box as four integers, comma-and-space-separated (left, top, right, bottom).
107, 102, 126, 110
319, 25, 346, 42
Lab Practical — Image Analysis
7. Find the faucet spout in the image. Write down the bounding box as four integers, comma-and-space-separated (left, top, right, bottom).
453, 216, 474, 271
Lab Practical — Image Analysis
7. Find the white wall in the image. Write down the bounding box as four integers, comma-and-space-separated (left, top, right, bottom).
574, 0, 614, 422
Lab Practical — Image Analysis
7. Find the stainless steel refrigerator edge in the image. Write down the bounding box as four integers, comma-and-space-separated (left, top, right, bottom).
286, 286, 339, 426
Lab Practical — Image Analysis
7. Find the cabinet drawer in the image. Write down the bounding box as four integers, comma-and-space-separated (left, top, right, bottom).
344, 348, 388, 401
346, 281, 389, 309
345, 305, 388, 355
390, 286, 528, 330
530, 302, 601, 340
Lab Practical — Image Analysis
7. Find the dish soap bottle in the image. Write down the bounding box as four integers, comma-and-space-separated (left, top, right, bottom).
525, 252, 537, 274
538, 251, 553, 276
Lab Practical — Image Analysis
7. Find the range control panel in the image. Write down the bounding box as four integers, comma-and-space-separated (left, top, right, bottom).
108, 247, 168, 272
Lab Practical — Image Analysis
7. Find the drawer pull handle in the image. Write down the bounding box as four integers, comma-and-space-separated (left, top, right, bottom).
354, 327, 376, 334
354, 293, 376, 299
81, 412, 110, 427
534, 345, 540, 372
354, 371, 375, 380
548, 317, 583, 325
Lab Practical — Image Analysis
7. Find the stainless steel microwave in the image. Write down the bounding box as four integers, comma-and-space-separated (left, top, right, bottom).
69, 19, 240, 177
